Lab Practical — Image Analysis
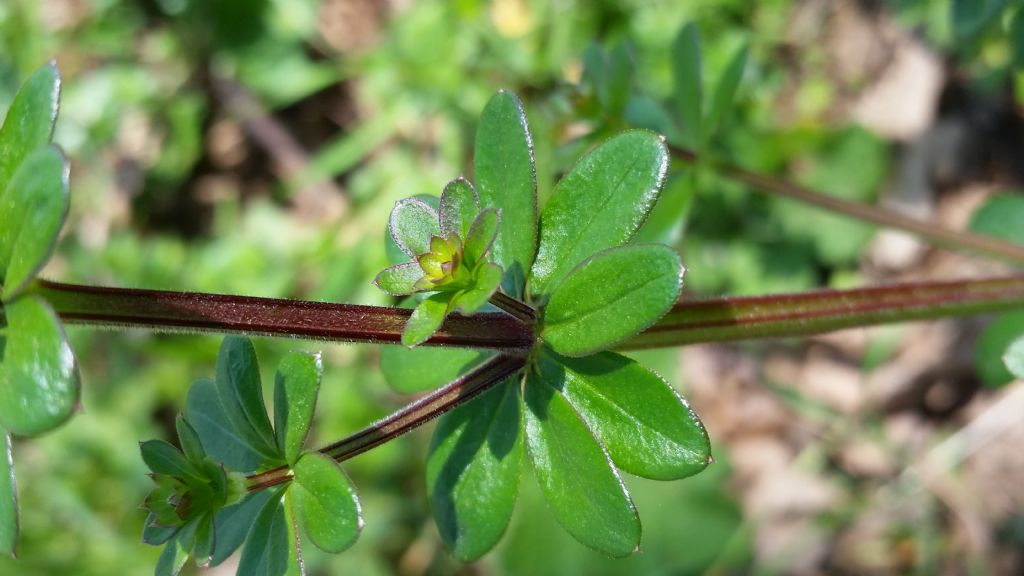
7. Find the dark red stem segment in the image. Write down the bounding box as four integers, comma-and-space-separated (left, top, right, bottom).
247, 353, 526, 491
670, 145, 1024, 265
32, 280, 534, 350
627, 275, 1024, 348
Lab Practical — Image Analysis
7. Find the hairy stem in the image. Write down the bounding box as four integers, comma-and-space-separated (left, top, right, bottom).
247, 354, 526, 491
625, 275, 1024, 349
670, 146, 1024, 265
31, 280, 534, 350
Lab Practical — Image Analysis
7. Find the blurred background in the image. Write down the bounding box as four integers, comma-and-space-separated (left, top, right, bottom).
2, 0, 1024, 573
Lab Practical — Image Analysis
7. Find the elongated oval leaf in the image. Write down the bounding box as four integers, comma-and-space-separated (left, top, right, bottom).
291, 453, 362, 553
155, 524, 193, 576
140, 439, 198, 478
672, 23, 702, 149
273, 352, 322, 466
175, 416, 206, 464
439, 177, 479, 240
238, 492, 291, 576
474, 91, 537, 297
374, 262, 424, 296
390, 198, 440, 259
703, 44, 747, 143
210, 490, 274, 566
539, 349, 709, 480
463, 208, 500, 267
0, 63, 59, 187
0, 432, 17, 557
542, 244, 683, 357
523, 370, 640, 557
186, 378, 265, 473
529, 131, 668, 298
0, 295, 79, 436
0, 145, 69, 300
454, 263, 502, 314
402, 293, 452, 347
427, 377, 523, 561
215, 337, 279, 459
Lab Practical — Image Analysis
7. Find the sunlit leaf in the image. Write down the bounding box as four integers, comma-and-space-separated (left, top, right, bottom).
703, 44, 747, 143
273, 352, 321, 467
975, 311, 1024, 388
454, 263, 502, 314
463, 208, 500, 266
389, 198, 440, 259
474, 91, 537, 297
380, 345, 492, 394
374, 262, 424, 296
523, 371, 640, 557
539, 349, 710, 480
1003, 336, 1024, 380
427, 378, 523, 560
0, 295, 79, 436
0, 145, 68, 300
0, 63, 59, 187
439, 177, 479, 240
542, 244, 683, 357
291, 453, 362, 553
402, 293, 451, 347
529, 131, 668, 298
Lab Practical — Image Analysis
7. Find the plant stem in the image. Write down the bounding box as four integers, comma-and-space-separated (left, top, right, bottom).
489, 291, 537, 322
31, 280, 534, 350
247, 354, 526, 491
625, 275, 1024, 349
670, 145, 1024, 265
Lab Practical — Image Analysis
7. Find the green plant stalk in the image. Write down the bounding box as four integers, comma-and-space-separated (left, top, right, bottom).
247, 354, 526, 491
670, 145, 1024, 265
626, 275, 1024, 348
30, 280, 534, 350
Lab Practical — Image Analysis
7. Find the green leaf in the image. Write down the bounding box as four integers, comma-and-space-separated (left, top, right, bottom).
529, 131, 668, 298
0, 63, 59, 188
523, 370, 640, 557
0, 145, 69, 300
672, 22, 702, 149
273, 352, 321, 467
975, 312, 1024, 388
539, 349, 710, 480
238, 492, 290, 576
186, 378, 265, 473
951, 0, 1004, 40
427, 377, 523, 561
192, 513, 215, 567
439, 177, 479, 240
211, 490, 274, 566
542, 244, 683, 357
0, 295, 79, 436
175, 416, 206, 464
215, 337, 279, 460
603, 42, 633, 116
140, 440, 199, 478
1003, 336, 1024, 380
969, 194, 1024, 244
389, 198, 440, 258
703, 44, 747, 143
142, 513, 178, 546
154, 526, 192, 576
454, 263, 502, 314
634, 173, 696, 245
373, 262, 423, 296
0, 432, 17, 557
402, 293, 452, 347
463, 208, 500, 266
380, 345, 492, 394
474, 91, 537, 297
291, 453, 362, 553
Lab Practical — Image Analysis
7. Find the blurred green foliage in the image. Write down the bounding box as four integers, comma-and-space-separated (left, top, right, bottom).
1, 0, 1022, 573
